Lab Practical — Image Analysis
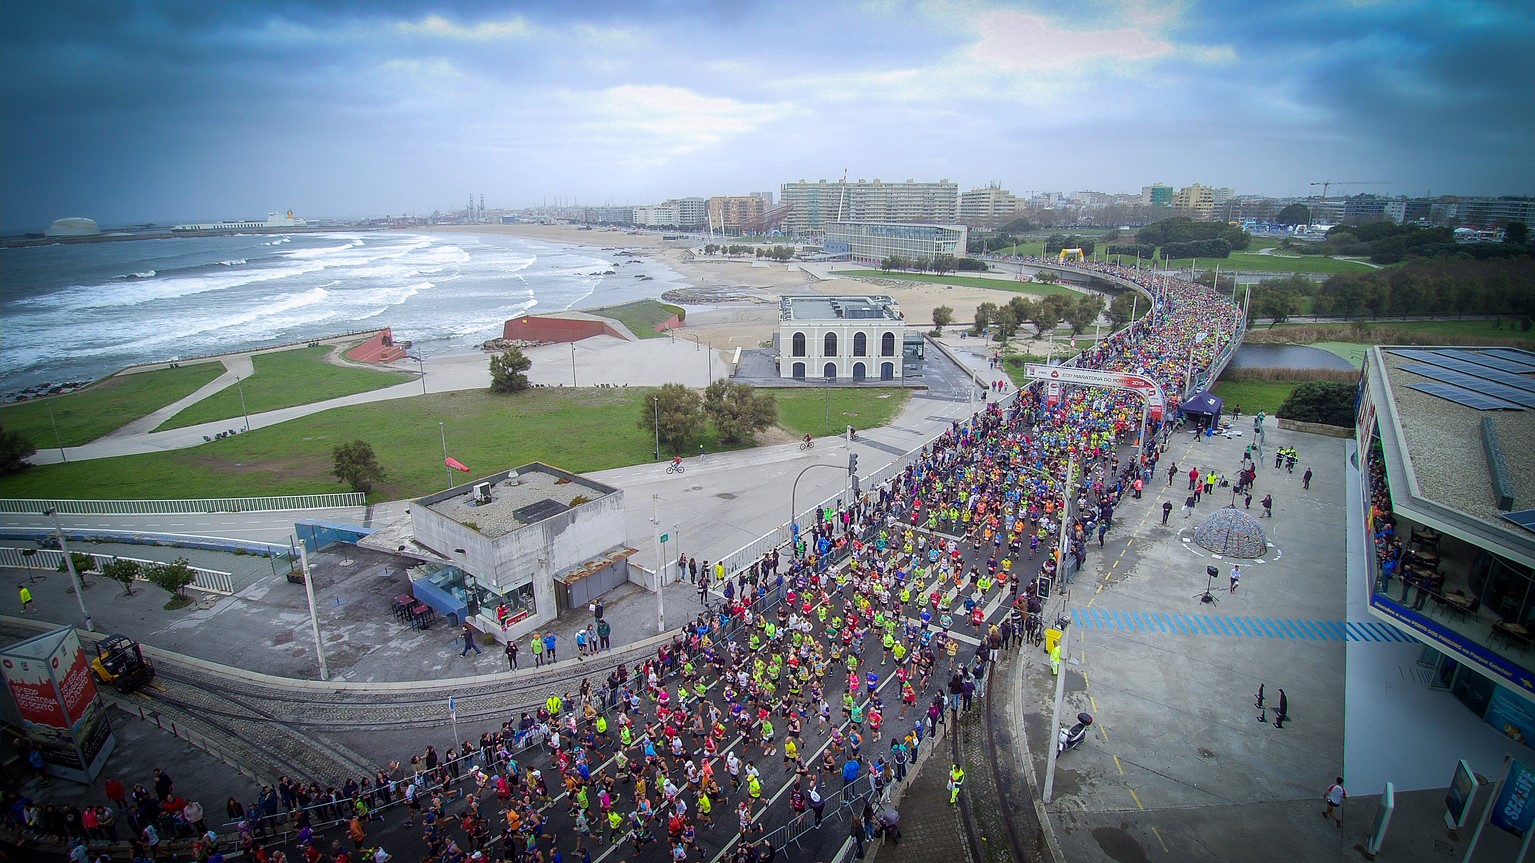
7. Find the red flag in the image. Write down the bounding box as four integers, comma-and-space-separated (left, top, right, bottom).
445, 457, 470, 472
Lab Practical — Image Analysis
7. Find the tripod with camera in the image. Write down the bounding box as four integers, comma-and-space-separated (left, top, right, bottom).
1194, 565, 1219, 605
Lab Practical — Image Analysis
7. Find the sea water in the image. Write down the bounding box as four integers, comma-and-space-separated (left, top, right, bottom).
0, 231, 680, 395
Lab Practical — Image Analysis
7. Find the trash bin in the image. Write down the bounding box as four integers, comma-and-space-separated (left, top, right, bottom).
1044, 628, 1062, 655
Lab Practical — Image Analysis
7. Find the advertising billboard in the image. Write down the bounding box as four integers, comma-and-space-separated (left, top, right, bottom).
0, 627, 115, 784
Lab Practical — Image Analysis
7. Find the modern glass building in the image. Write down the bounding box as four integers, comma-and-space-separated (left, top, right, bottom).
1354, 346, 1535, 743
821, 221, 968, 266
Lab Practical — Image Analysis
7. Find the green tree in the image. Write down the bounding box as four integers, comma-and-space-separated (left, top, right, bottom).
101, 558, 142, 597
489, 347, 532, 393
61, 552, 96, 576
931, 254, 957, 275
641, 383, 704, 453
1274, 203, 1311, 226
1278, 381, 1356, 427
972, 302, 998, 336
992, 305, 1021, 343
911, 256, 932, 272
1507, 222, 1530, 246
931, 306, 955, 332
1106, 292, 1138, 328
332, 440, 386, 494
0, 424, 36, 475
1030, 294, 1072, 336
702, 381, 777, 444
146, 557, 198, 605
1065, 294, 1106, 335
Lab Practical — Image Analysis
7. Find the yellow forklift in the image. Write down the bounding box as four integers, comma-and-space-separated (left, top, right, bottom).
90, 634, 155, 693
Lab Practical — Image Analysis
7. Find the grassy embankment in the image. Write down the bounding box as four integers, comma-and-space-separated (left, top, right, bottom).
585, 299, 687, 340
836, 269, 1075, 296
154, 345, 413, 431
1160, 250, 1375, 275
1, 362, 225, 448
2, 387, 910, 502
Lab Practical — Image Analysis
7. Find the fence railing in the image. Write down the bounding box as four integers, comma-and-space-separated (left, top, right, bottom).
0, 492, 366, 516
0, 547, 236, 595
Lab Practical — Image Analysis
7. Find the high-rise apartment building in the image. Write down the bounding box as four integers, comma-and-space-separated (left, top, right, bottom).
780, 178, 958, 235
1141, 184, 1174, 207
1173, 183, 1216, 219
707, 195, 768, 232
957, 184, 1022, 226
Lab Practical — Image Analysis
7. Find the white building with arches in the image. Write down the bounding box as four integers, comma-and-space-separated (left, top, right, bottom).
778, 295, 906, 381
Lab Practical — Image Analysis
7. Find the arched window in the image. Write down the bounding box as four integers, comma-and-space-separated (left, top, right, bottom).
824, 362, 838, 379
853, 362, 866, 381
792, 362, 806, 379
880, 362, 895, 381
880, 331, 896, 356
824, 332, 838, 357
853, 332, 868, 357
791, 332, 806, 357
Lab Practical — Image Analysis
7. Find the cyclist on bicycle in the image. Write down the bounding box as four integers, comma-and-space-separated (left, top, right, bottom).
803, 434, 813, 447
672, 455, 683, 470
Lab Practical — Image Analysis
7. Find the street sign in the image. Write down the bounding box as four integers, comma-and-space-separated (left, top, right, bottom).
660, 533, 669, 543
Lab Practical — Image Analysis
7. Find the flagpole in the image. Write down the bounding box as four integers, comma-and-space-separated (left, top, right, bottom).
440, 421, 452, 489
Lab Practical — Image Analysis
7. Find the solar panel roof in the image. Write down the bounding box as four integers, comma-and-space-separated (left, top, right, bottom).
1505, 509, 1535, 532
1484, 349, 1535, 371
1398, 364, 1535, 407
1439, 349, 1535, 376
1390, 349, 1535, 394
1405, 382, 1523, 411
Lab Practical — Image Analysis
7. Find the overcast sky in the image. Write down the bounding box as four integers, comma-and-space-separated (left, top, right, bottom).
4, 0, 1533, 232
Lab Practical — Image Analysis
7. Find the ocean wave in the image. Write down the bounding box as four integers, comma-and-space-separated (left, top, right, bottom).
113, 270, 157, 280
217, 258, 247, 266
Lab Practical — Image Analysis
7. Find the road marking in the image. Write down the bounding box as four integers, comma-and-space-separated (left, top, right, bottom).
1113, 754, 1124, 776
1151, 825, 1169, 852
1129, 788, 1144, 810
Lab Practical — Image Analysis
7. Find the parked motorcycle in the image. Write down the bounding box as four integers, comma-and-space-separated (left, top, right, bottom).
1057, 711, 1095, 754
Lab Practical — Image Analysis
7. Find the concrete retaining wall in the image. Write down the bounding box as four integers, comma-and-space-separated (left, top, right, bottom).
344, 327, 407, 363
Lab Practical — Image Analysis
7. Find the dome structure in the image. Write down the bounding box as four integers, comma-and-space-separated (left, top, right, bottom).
1192, 507, 1269, 558
46, 217, 100, 238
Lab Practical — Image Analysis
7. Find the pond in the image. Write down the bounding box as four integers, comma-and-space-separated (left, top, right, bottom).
1227, 343, 1357, 371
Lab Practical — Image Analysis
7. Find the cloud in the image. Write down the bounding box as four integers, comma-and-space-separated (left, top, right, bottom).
392, 14, 533, 41
578, 85, 792, 152
966, 8, 1174, 71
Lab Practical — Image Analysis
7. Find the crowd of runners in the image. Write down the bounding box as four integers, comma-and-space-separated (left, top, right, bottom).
7, 264, 1243, 863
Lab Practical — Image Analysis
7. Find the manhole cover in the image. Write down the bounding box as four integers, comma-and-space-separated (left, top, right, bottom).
717, 492, 737, 500
338, 559, 356, 567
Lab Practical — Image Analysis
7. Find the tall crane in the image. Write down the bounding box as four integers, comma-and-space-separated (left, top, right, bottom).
1310, 180, 1388, 201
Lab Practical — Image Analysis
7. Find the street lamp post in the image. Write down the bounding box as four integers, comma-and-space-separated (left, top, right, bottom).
45, 508, 93, 632
571, 343, 578, 387
653, 396, 661, 460
46, 402, 66, 462
406, 354, 428, 395
235, 374, 251, 432
652, 494, 666, 635
439, 421, 452, 489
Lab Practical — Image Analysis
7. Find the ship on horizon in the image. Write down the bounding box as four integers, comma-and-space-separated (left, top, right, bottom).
171, 210, 307, 232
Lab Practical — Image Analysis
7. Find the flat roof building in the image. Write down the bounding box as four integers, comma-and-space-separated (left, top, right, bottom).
1355, 346, 1535, 748
777, 295, 906, 381
406, 463, 634, 640
780, 179, 958, 235
822, 221, 968, 266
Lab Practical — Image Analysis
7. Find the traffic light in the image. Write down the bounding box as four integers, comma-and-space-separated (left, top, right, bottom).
848, 452, 858, 476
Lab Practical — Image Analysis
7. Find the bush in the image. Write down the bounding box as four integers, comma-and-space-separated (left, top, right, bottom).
1161, 238, 1232, 259
1278, 381, 1357, 428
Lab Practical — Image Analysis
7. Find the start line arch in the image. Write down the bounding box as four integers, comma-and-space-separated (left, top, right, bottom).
1024, 363, 1169, 446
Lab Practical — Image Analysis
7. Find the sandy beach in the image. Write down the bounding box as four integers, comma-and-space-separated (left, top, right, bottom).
433, 223, 1085, 353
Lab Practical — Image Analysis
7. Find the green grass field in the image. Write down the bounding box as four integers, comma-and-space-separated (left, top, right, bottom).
836, 270, 1074, 296
1, 362, 225, 448
774, 388, 910, 437
1160, 250, 1374, 275
1307, 342, 1370, 366
987, 241, 1047, 258
1209, 379, 1298, 418
154, 346, 413, 431
1, 385, 914, 501
586, 299, 686, 339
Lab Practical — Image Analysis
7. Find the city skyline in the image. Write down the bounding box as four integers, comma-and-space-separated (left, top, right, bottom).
3, 0, 1533, 233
